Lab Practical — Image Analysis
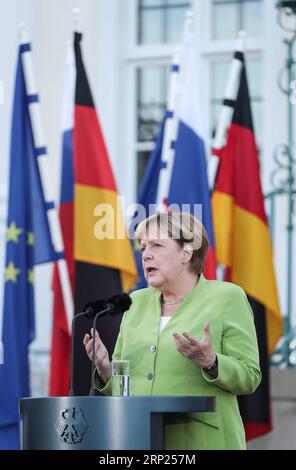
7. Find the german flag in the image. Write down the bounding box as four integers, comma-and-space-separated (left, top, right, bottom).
212, 54, 283, 439
50, 33, 137, 396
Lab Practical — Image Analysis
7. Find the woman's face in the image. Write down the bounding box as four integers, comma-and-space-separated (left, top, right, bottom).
139, 226, 186, 290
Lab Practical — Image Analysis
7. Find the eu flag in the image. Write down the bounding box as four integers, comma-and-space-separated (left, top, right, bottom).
0, 45, 55, 449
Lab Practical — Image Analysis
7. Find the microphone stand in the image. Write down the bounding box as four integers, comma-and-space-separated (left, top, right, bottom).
89, 305, 113, 396
69, 310, 91, 396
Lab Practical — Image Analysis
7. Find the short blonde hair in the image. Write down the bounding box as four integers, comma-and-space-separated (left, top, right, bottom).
136, 211, 209, 276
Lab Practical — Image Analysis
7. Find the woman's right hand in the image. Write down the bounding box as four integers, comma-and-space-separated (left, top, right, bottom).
83, 328, 111, 384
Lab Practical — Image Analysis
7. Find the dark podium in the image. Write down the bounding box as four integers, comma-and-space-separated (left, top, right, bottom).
20, 396, 215, 450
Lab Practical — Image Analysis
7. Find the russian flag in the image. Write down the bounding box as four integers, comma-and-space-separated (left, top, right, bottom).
166, 31, 216, 279
49, 45, 74, 396
133, 118, 166, 289
134, 29, 216, 286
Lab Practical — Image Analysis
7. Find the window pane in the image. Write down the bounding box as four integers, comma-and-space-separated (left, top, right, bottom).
212, 0, 263, 40
139, 8, 164, 44
242, 1, 262, 37
211, 62, 231, 99
245, 59, 261, 97
138, 0, 190, 44
137, 67, 168, 142
137, 151, 151, 193
251, 100, 262, 141
167, 7, 188, 43
212, 2, 239, 40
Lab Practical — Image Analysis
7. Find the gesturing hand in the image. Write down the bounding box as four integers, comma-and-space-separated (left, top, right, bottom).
172, 321, 216, 369
83, 328, 111, 384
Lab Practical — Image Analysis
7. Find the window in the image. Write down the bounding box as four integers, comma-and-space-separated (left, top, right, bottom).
132, 0, 264, 193
136, 65, 169, 191
212, 0, 263, 40
138, 0, 190, 44
137, 66, 168, 142
137, 150, 151, 193
135, 0, 190, 191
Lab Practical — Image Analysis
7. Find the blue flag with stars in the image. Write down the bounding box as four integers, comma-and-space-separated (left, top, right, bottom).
0, 45, 55, 449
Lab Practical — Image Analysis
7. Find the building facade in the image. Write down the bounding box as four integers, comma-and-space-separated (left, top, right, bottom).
0, 1, 295, 438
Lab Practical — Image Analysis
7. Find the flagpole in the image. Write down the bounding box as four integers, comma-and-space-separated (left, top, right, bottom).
156, 10, 194, 210
18, 24, 73, 334
155, 47, 182, 210
73, 7, 81, 33
208, 31, 246, 190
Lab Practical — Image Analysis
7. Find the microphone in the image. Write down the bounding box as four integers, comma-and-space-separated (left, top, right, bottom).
100, 293, 132, 318
69, 299, 106, 396
89, 293, 132, 396
83, 299, 106, 319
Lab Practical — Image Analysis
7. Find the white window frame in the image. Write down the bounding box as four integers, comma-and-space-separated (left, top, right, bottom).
122, 0, 283, 202
123, 0, 181, 203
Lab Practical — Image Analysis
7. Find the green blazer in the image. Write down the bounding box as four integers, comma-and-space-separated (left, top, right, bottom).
96, 274, 261, 450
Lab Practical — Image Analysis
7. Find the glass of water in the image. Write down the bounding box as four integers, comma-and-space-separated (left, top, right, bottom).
111, 360, 130, 396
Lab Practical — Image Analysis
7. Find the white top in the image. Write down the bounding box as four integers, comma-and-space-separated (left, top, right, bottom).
159, 316, 172, 333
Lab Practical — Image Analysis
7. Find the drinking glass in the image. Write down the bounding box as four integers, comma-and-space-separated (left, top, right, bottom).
111, 359, 130, 396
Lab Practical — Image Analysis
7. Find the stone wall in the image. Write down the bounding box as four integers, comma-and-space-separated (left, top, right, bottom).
248, 368, 296, 450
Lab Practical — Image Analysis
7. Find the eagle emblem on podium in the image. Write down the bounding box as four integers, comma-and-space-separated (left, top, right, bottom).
55, 407, 88, 444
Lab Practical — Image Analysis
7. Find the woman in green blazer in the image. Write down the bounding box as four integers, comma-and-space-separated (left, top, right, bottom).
84, 211, 261, 450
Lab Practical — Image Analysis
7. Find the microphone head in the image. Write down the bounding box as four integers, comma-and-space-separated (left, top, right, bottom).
83, 299, 106, 319
106, 293, 132, 316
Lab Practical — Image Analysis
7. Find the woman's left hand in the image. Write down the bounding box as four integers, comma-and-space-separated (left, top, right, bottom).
172, 321, 216, 369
